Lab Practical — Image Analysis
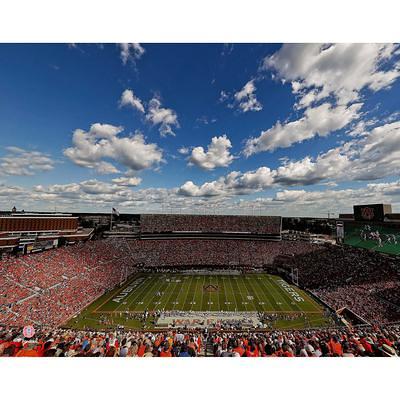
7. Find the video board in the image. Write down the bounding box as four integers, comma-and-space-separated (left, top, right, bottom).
353, 204, 392, 223
344, 221, 400, 256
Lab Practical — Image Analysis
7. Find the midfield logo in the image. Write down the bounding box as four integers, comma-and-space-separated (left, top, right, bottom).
203, 284, 219, 293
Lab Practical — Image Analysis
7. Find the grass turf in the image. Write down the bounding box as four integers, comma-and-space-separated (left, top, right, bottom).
65, 273, 332, 330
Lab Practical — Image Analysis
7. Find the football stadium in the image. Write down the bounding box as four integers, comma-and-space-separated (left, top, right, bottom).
2, 18, 400, 400
1, 206, 399, 357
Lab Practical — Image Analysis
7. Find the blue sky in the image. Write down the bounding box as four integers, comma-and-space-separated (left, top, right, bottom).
1, 43, 400, 217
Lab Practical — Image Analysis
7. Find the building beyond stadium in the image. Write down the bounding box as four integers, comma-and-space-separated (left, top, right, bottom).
0, 212, 93, 254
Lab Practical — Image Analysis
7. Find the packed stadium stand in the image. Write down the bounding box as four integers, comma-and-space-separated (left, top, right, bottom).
140, 214, 282, 235
0, 323, 399, 357
127, 239, 315, 268
1, 237, 399, 328
0, 240, 136, 326
1, 210, 400, 357
0, 238, 316, 326
137, 214, 283, 240
276, 246, 400, 324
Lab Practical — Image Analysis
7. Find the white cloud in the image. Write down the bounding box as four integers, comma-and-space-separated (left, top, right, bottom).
233, 80, 262, 112
229, 181, 400, 217
274, 148, 351, 186
273, 183, 399, 208
345, 120, 400, 181
0, 147, 55, 176
219, 90, 229, 103
195, 116, 217, 126
119, 89, 145, 113
24, 179, 226, 213
263, 43, 400, 108
118, 43, 145, 65
178, 167, 275, 197
64, 123, 163, 174
85, 123, 122, 139
178, 147, 189, 155
188, 135, 234, 170
3, 176, 400, 218
180, 119, 400, 192
244, 102, 362, 155
111, 176, 142, 187
265, 119, 400, 186
346, 118, 378, 137
146, 97, 179, 137
0, 183, 25, 196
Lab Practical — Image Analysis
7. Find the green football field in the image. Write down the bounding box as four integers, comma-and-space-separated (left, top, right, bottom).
66, 273, 332, 330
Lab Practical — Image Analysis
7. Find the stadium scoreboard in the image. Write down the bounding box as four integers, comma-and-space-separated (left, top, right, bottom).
353, 204, 392, 222
338, 203, 400, 256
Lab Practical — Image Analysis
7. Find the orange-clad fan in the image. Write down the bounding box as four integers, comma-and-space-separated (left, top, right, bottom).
0, 324, 399, 357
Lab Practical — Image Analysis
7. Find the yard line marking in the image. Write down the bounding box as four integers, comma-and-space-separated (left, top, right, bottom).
230, 275, 247, 311
208, 275, 215, 311
143, 276, 169, 311
162, 276, 180, 310
128, 276, 162, 312
217, 276, 228, 312
189, 275, 199, 311
227, 275, 240, 311
166, 276, 185, 311
225, 276, 236, 312
95, 273, 143, 313
199, 275, 205, 311
265, 276, 294, 312
245, 276, 264, 312
270, 276, 305, 314
181, 274, 195, 310
153, 275, 175, 310
213, 275, 221, 312
255, 274, 284, 313
269, 275, 315, 315
254, 274, 277, 311
134, 275, 169, 312
114, 275, 154, 313
236, 276, 251, 312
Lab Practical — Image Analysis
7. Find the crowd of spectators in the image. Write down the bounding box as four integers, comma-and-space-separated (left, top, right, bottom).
140, 214, 282, 235
1, 324, 398, 357
313, 283, 400, 324
284, 246, 400, 324
0, 239, 137, 327
1, 238, 317, 328
128, 239, 317, 268
208, 324, 400, 357
1, 236, 399, 330
376, 284, 400, 308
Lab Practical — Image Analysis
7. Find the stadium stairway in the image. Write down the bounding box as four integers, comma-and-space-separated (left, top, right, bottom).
204, 340, 214, 357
